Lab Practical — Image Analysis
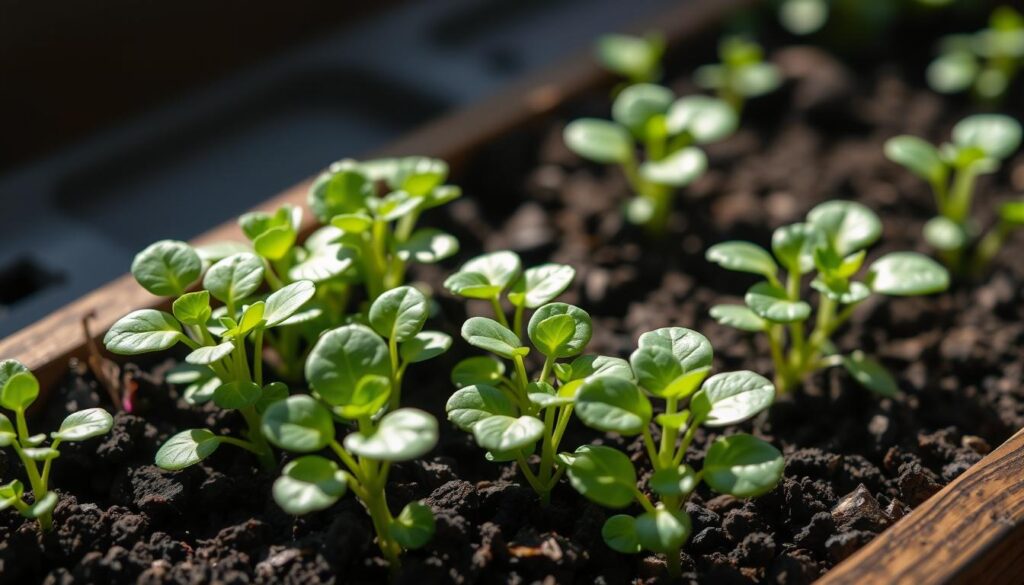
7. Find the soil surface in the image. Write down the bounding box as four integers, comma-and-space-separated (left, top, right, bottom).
4, 21, 1024, 585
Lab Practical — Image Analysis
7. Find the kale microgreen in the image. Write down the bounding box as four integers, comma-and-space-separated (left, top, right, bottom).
559, 328, 782, 577
262, 287, 449, 569
563, 85, 736, 233
885, 113, 1023, 273
927, 6, 1024, 103
596, 32, 666, 85
707, 200, 949, 395
694, 36, 782, 114
307, 157, 460, 301
106, 240, 318, 470
0, 361, 113, 531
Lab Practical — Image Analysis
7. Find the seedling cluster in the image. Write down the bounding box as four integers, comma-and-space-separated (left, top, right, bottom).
886, 113, 1023, 273
694, 36, 782, 114
0, 361, 113, 531
707, 201, 949, 395
928, 6, 1024, 103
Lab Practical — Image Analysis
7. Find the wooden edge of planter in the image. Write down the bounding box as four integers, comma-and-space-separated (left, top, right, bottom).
0, 0, 752, 392
819, 426, 1024, 585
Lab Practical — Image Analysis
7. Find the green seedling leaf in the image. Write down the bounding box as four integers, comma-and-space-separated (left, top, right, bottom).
639, 147, 707, 187
443, 272, 503, 300
923, 216, 968, 252
233, 301, 266, 336
602, 514, 642, 553
1000, 200, 1024, 225
810, 279, 870, 304
343, 408, 438, 462
472, 415, 544, 452
306, 324, 391, 407
710, 305, 766, 332
807, 200, 882, 256
288, 244, 356, 283
24, 447, 59, 461
527, 303, 592, 358
650, 465, 698, 497
264, 281, 316, 327
400, 331, 452, 363
0, 415, 15, 447
508, 264, 575, 309
927, 50, 978, 93
745, 282, 811, 323
566, 355, 634, 382
451, 357, 506, 388
563, 118, 633, 164
461, 317, 524, 359
636, 507, 692, 553
104, 310, 185, 354
391, 501, 436, 549
706, 241, 778, 279
213, 381, 261, 410
629, 345, 682, 396
396, 229, 459, 263
528, 381, 575, 409
638, 327, 713, 372
575, 376, 652, 435
868, 252, 949, 296
446, 384, 517, 432
203, 253, 264, 306
52, 408, 113, 442
256, 382, 290, 414
331, 375, 391, 419
611, 83, 673, 135
262, 395, 336, 452
331, 213, 373, 233
254, 226, 296, 261
0, 360, 29, 393
661, 367, 712, 400
703, 433, 784, 497
369, 286, 428, 342
173, 291, 212, 326
273, 455, 347, 515
0, 479, 24, 510
559, 444, 637, 508
374, 191, 421, 222
779, 0, 829, 35
771, 222, 823, 274
596, 33, 664, 82
735, 62, 782, 97
884, 136, 947, 183
666, 95, 738, 144
842, 351, 898, 397
131, 240, 202, 297
692, 371, 774, 427
186, 342, 234, 365
952, 113, 1022, 160
390, 156, 449, 196
1, 371, 39, 410
155, 429, 222, 470
458, 251, 522, 291
308, 162, 373, 222
26, 492, 59, 519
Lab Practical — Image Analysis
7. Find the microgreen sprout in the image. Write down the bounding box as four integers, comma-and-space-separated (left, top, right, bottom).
307, 156, 460, 302
559, 328, 782, 577
596, 32, 666, 85
105, 240, 319, 470
694, 36, 782, 114
261, 287, 448, 569
707, 200, 949, 395
927, 6, 1024, 103
885, 113, 1023, 272
0, 361, 113, 531
444, 252, 590, 503
563, 84, 737, 232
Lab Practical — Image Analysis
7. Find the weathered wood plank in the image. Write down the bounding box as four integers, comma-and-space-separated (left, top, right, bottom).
820, 427, 1024, 585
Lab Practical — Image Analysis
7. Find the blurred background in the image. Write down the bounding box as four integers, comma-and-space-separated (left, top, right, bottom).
0, 0, 678, 336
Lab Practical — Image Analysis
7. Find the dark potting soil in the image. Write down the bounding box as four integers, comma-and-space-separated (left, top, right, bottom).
4, 43, 1024, 585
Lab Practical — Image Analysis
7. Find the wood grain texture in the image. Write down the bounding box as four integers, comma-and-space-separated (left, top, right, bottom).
820, 427, 1024, 585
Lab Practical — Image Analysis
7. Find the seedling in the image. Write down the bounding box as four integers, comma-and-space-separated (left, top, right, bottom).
596, 32, 666, 85
694, 36, 782, 114
885, 113, 1023, 272
444, 252, 593, 503
928, 6, 1024, 103
0, 361, 113, 531
262, 290, 448, 569
307, 157, 461, 302
559, 327, 783, 577
105, 240, 318, 470
563, 84, 737, 232
707, 200, 949, 395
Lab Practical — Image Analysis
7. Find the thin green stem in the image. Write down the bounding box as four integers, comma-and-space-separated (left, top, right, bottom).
512, 304, 525, 340
388, 336, 402, 411
642, 427, 660, 468
631, 486, 658, 514
490, 297, 510, 328
252, 328, 264, 387
658, 398, 677, 468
